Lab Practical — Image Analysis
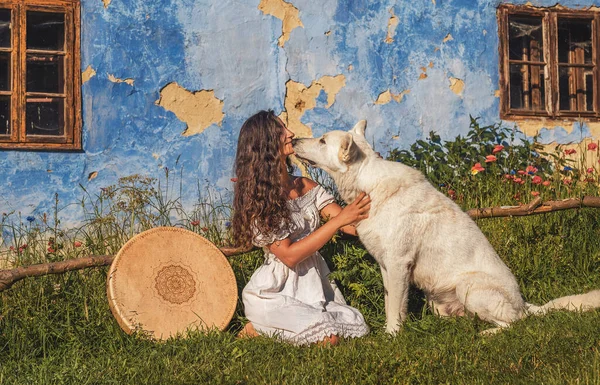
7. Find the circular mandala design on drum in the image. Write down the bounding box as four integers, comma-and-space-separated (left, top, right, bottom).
154, 265, 196, 304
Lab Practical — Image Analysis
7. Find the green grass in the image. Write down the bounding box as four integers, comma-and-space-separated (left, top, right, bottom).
1, 207, 600, 384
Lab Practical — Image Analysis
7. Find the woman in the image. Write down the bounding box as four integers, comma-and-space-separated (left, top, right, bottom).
232, 110, 370, 345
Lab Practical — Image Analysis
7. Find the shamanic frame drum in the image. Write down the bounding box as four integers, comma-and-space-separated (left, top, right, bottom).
107, 227, 238, 340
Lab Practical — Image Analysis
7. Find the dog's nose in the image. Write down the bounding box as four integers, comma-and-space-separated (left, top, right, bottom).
291, 138, 299, 146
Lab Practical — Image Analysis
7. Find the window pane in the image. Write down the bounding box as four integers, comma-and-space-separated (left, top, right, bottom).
509, 16, 544, 62
26, 54, 63, 93
0, 9, 10, 48
509, 63, 545, 110
26, 11, 64, 51
558, 19, 592, 64
559, 66, 594, 112
0, 96, 9, 135
0, 52, 9, 91
26, 99, 64, 136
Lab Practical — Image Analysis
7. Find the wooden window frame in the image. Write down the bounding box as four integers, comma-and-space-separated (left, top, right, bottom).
0, 0, 81, 151
498, 4, 600, 121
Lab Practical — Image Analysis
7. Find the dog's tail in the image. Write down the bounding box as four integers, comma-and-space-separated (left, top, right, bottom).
525, 289, 600, 316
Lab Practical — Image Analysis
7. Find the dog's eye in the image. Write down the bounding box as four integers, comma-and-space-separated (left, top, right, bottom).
319, 138, 326, 144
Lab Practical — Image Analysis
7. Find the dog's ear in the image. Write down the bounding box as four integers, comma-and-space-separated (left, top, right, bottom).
338, 133, 356, 163
350, 120, 367, 137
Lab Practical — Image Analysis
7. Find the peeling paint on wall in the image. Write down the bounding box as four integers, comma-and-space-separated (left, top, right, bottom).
102, 0, 111, 9
449, 77, 464, 96
88, 171, 98, 181
280, 75, 345, 138
443, 33, 453, 43
258, 0, 303, 47
81, 65, 96, 84
384, 8, 399, 44
108, 74, 134, 86
375, 89, 410, 105
155, 83, 225, 137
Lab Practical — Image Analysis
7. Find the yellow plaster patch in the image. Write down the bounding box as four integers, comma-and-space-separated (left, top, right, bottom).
428, 61, 434, 68
375, 89, 410, 105
432, 0, 436, 5
258, 0, 304, 47
419, 73, 428, 80
82, 65, 96, 84
152, 153, 160, 160
103, 0, 111, 8
443, 33, 453, 43
280, 75, 345, 139
88, 171, 98, 181
108, 74, 134, 86
156, 82, 225, 137
348, 64, 353, 71
494, 89, 501, 98
384, 8, 399, 44
449, 77, 464, 96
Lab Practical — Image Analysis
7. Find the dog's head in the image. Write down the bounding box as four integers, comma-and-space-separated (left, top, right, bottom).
293, 120, 375, 174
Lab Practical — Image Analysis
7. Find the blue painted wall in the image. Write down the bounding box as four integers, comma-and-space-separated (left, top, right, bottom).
0, 0, 598, 224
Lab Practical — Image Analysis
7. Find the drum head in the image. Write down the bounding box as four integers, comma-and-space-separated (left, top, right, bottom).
107, 227, 238, 340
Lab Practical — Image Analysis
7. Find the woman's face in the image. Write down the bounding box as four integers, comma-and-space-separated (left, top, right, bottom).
278, 119, 295, 157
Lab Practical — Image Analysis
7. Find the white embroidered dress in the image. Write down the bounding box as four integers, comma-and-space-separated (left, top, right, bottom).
242, 185, 369, 345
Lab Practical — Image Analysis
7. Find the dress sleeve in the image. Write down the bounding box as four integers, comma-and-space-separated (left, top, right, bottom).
314, 185, 336, 211
251, 222, 291, 248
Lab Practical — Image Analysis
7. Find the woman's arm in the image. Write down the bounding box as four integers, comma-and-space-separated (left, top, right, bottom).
267, 192, 370, 268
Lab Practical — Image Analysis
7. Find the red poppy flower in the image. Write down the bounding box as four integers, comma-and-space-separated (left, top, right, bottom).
563, 179, 572, 185
504, 174, 513, 180
517, 170, 526, 175
542, 180, 551, 187
471, 163, 485, 175
531, 191, 540, 196
532, 176, 542, 184
525, 165, 538, 174
492, 144, 504, 154
73, 241, 82, 247
190, 220, 200, 226
587, 167, 594, 174
513, 177, 523, 184
485, 155, 497, 163
588, 143, 598, 151
564, 149, 577, 155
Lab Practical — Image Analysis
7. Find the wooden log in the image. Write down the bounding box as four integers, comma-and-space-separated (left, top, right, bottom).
466, 196, 600, 219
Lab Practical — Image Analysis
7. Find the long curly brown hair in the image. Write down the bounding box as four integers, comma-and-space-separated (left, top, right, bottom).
232, 110, 293, 249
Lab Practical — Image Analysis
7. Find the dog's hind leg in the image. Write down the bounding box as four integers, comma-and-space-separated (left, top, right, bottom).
384, 260, 413, 334
455, 275, 525, 328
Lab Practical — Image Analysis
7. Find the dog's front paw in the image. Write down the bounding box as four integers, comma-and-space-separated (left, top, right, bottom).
384, 324, 400, 335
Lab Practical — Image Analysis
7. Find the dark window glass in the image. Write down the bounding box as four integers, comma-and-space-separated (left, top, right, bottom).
0, 52, 10, 91
26, 99, 64, 136
26, 54, 63, 93
559, 66, 594, 111
558, 19, 592, 64
0, 9, 10, 48
26, 11, 64, 51
509, 16, 544, 62
510, 64, 545, 110
0, 96, 9, 135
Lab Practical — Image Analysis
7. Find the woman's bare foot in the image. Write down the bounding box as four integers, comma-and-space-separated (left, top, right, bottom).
318, 334, 340, 346
237, 322, 260, 338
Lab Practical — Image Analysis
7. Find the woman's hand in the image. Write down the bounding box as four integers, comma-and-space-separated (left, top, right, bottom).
332, 192, 371, 228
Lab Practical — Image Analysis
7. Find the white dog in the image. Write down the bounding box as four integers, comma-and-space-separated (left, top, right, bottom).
293, 120, 600, 334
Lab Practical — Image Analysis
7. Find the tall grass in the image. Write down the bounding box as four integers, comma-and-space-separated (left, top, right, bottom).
1, 120, 600, 384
